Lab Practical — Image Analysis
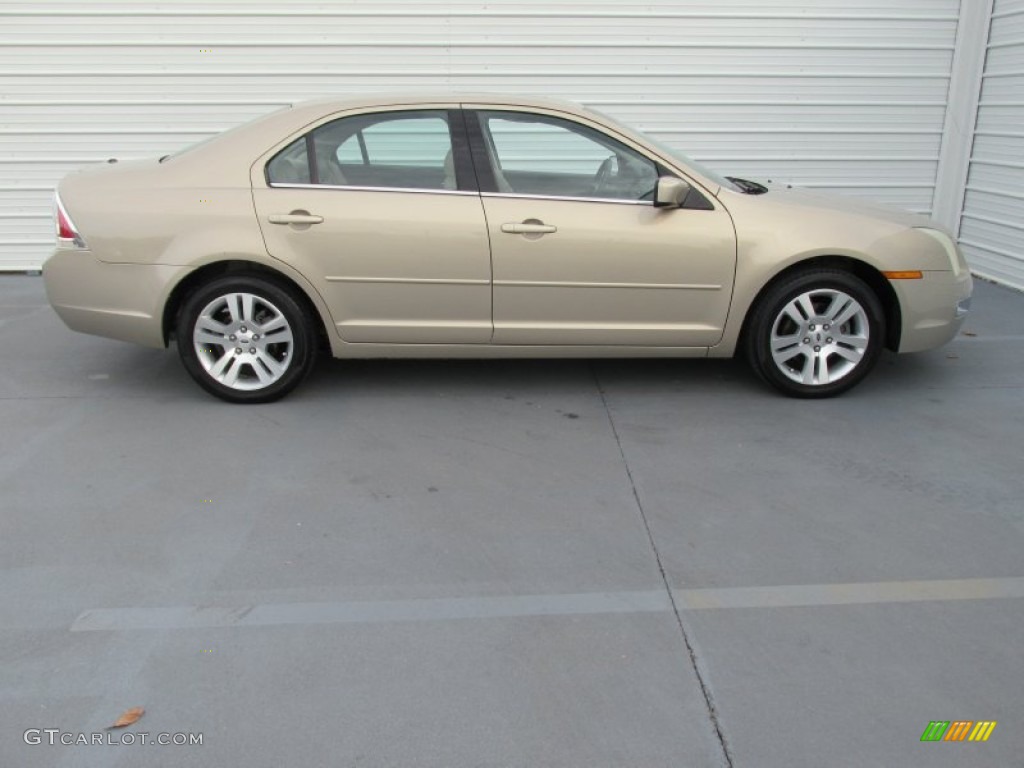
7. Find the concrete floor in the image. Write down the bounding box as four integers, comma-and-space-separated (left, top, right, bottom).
0, 275, 1021, 768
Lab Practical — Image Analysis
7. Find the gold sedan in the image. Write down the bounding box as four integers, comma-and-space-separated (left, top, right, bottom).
44, 94, 972, 402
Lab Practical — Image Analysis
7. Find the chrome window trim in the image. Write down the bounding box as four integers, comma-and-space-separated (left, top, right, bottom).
481, 192, 653, 206
265, 186, 655, 206
266, 182, 477, 197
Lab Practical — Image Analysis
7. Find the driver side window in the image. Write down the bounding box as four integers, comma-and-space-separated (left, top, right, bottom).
477, 111, 658, 201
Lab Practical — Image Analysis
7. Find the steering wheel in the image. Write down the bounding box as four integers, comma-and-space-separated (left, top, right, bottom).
593, 155, 615, 195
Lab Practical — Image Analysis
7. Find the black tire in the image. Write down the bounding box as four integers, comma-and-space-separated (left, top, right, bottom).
744, 269, 885, 398
176, 275, 318, 403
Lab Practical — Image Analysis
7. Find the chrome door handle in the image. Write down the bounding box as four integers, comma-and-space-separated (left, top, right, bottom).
501, 222, 557, 235
268, 212, 324, 225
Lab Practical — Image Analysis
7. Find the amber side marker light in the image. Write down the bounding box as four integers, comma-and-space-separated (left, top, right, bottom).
882, 270, 923, 280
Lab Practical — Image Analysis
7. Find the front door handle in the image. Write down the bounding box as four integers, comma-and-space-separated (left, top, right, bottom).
501, 221, 557, 235
268, 211, 324, 225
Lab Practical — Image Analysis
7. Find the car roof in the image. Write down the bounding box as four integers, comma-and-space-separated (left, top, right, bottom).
169, 92, 724, 197
293, 92, 591, 117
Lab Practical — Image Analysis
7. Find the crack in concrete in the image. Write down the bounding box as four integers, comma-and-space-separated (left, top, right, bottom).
592, 363, 735, 768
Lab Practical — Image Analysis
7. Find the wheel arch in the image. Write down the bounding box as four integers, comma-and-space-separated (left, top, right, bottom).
162, 258, 333, 351
738, 255, 902, 353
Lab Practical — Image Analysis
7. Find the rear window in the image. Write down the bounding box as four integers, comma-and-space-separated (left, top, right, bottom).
165, 105, 292, 162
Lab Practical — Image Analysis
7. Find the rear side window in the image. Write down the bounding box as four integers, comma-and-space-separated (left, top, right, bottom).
266, 110, 455, 191
345, 116, 451, 168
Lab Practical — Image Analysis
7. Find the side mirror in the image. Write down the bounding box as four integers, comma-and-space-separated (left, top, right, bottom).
653, 176, 690, 208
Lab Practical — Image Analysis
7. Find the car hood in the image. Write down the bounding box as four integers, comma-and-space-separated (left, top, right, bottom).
755, 183, 931, 229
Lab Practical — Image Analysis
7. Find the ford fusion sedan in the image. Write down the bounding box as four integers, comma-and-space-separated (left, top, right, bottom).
43, 94, 972, 402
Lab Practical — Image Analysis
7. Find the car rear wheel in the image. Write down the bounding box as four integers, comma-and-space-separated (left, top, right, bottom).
745, 269, 885, 398
177, 275, 317, 403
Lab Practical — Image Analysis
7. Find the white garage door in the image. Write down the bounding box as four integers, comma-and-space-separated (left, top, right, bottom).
0, 0, 960, 271
960, 0, 1024, 290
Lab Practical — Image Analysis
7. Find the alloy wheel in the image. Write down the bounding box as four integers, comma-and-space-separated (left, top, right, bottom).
192, 292, 294, 391
769, 288, 869, 386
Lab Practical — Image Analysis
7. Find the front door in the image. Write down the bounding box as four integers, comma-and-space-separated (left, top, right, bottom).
252, 108, 492, 344
467, 108, 736, 347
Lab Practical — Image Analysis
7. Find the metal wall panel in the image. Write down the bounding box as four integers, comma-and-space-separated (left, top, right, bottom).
1, 0, 960, 270
961, 0, 1024, 289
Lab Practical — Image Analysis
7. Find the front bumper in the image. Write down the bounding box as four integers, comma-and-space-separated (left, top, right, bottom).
893, 269, 973, 353
43, 249, 187, 348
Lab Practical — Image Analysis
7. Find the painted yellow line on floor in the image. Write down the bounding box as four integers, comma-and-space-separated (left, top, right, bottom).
69, 577, 1024, 632
675, 577, 1024, 610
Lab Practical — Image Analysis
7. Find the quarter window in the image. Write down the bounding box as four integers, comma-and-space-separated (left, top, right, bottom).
265, 137, 311, 184
476, 111, 658, 201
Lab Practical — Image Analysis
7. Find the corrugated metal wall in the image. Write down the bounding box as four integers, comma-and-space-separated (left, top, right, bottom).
0, 0, 961, 271
960, 0, 1024, 290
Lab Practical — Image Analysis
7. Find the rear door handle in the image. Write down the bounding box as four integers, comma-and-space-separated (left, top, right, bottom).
501, 222, 557, 235
269, 211, 324, 225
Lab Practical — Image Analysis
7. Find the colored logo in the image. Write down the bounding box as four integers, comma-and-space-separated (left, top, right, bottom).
921, 721, 997, 742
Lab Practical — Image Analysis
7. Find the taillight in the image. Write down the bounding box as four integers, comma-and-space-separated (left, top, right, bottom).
54, 192, 86, 248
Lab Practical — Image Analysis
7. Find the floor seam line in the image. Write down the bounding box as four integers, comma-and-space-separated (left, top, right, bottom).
592, 363, 734, 768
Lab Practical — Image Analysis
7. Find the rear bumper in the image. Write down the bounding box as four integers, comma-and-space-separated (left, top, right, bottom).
42, 248, 185, 348
894, 269, 973, 353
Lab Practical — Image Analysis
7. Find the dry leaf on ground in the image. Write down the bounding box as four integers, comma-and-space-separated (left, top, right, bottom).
107, 707, 145, 729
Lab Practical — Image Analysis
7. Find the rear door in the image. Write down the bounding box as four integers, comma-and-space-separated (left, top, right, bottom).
252, 107, 492, 344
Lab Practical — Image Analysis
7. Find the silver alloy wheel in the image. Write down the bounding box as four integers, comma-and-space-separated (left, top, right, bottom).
769, 288, 869, 386
192, 292, 294, 391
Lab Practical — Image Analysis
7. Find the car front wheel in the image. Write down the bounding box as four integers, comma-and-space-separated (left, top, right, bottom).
176, 275, 317, 403
745, 269, 885, 398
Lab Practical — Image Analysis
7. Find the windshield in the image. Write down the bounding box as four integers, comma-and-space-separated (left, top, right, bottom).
584, 107, 741, 193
